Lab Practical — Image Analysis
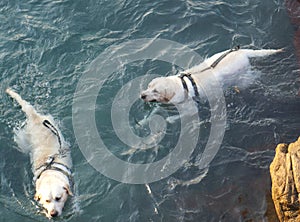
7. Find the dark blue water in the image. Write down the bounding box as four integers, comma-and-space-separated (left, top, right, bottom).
0, 0, 299, 221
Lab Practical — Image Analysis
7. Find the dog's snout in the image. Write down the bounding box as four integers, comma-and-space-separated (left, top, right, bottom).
50, 210, 58, 217
140, 93, 147, 100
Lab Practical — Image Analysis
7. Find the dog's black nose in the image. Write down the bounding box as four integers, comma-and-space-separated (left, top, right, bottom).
141, 94, 146, 99
50, 210, 58, 217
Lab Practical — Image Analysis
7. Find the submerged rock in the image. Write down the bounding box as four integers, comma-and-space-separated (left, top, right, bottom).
270, 137, 300, 222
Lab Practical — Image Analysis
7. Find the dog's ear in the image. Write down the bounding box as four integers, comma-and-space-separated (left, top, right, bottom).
63, 185, 73, 196
163, 91, 175, 103
34, 193, 41, 201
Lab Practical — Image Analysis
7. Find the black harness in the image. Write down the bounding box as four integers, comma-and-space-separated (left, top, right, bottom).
34, 120, 73, 189
179, 73, 200, 101
34, 158, 73, 183
179, 46, 240, 101
43, 120, 62, 148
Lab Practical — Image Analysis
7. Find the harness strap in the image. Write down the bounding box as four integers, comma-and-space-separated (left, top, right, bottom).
42, 119, 69, 158
34, 120, 73, 190
178, 45, 240, 100
43, 120, 62, 149
199, 45, 240, 72
184, 74, 200, 98
34, 158, 72, 180
179, 73, 199, 100
179, 74, 188, 92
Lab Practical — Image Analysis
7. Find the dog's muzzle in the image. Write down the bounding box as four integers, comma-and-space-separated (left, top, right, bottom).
49, 209, 58, 217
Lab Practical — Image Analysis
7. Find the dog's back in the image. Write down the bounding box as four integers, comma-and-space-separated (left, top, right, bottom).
6, 88, 71, 171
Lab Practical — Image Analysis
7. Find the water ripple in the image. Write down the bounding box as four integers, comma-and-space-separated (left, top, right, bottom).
0, 0, 299, 221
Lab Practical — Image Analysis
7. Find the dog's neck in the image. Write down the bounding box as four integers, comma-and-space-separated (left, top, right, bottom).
176, 73, 199, 102
33, 156, 73, 185
36, 168, 69, 183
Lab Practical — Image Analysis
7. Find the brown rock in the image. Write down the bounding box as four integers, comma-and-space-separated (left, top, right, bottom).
270, 137, 300, 222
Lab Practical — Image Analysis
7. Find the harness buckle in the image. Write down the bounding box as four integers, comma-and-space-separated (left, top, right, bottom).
46, 156, 55, 165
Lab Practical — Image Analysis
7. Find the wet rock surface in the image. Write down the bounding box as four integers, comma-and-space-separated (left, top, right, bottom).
270, 137, 300, 222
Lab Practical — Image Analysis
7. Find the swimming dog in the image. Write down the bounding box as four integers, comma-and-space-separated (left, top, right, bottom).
6, 88, 73, 218
140, 47, 282, 104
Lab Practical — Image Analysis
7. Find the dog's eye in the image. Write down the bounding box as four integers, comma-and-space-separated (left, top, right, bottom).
55, 197, 61, 201
45, 199, 51, 203
153, 89, 158, 93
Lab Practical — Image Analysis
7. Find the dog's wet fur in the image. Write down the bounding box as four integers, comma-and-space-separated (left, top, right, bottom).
6, 88, 72, 218
141, 48, 282, 104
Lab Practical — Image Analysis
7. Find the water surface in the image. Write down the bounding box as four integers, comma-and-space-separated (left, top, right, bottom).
0, 0, 299, 221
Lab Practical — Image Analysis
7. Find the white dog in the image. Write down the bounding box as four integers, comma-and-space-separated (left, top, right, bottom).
141, 47, 282, 104
6, 88, 73, 218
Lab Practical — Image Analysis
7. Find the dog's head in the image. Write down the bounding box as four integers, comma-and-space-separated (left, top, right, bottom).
35, 171, 72, 218
140, 77, 177, 103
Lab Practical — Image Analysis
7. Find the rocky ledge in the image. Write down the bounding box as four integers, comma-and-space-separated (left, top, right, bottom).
270, 137, 300, 222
